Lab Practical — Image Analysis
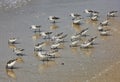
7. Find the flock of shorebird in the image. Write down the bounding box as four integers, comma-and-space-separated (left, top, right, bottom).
6, 9, 118, 71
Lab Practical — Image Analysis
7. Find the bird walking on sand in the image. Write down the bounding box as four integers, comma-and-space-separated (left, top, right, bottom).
6, 57, 23, 69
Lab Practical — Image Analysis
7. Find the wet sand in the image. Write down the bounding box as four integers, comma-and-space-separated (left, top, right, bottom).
0, 0, 120, 82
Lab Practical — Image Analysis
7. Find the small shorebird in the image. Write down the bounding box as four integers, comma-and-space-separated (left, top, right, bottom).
48, 16, 60, 23
87, 36, 97, 45
92, 11, 99, 17
48, 49, 59, 58
30, 25, 41, 32
40, 31, 52, 39
107, 11, 118, 17
51, 33, 67, 43
84, 9, 99, 17
90, 15, 98, 21
54, 38, 65, 43
73, 19, 81, 25
99, 29, 110, 36
84, 9, 93, 14
70, 13, 81, 20
80, 41, 92, 48
51, 32, 64, 41
6, 59, 17, 69
6, 57, 24, 69
37, 51, 51, 62
79, 28, 89, 36
69, 40, 80, 47
34, 42, 46, 51
88, 36, 97, 42
13, 48, 24, 56
8, 38, 17, 44
98, 25, 104, 31
71, 33, 81, 41
100, 20, 109, 26
50, 43, 61, 49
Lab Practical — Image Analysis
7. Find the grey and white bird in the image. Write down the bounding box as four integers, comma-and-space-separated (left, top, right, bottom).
73, 19, 81, 25
98, 25, 104, 31
6, 57, 23, 69
48, 16, 60, 23
50, 43, 61, 49
34, 42, 46, 51
107, 11, 118, 17
100, 20, 109, 26
8, 38, 17, 44
70, 13, 81, 20
99, 29, 110, 36
69, 40, 80, 47
30, 25, 41, 32
40, 31, 52, 39
13, 48, 24, 56
90, 15, 98, 21
37, 51, 51, 61
79, 28, 89, 36
80, 41, 92, 48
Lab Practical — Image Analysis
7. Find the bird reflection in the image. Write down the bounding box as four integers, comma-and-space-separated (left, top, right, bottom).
72, 23, 81, 32
80, 48, 94, 56
38, 60, 57, 73
70, 47, 79, 54
8, 44, 17, 50
85, 18, 98, 27
100, 35, 110, 41
6, 69, 16, 79
32, 33, 41, 40
49, 24, 59, 30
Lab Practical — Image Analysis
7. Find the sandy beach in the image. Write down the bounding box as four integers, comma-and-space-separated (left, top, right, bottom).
0, 0, 120, 82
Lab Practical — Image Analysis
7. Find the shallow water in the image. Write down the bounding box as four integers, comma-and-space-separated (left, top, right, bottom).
0, 0, 120, 82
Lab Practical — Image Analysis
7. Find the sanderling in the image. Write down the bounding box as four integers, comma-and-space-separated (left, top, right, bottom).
48, 16, 60, 23
50, 43, 61, 49
40, 31, 52, 39
99, 29, 110, 36
92, 11, 99, 17
70, 13, 81, 20
78, 28, 89, 36
80, 41, 92, 48
30, 25, 41, 32
88, 36, 97, 42
100, 20, 109, 26
13, 48, 24, 56
98, 25, 104, 31
69, 40, 80, 47
71, 33, 81, 41
8, 38, 17, 44
84, 9, 99, 17
107, 11, 118, 17
87, 36, 97, 45
73, 19, 81, 25
48, 49, 59, 58
34, 42, 46, 51
90, 15, 98, 21
6, 57, 23, 69
37, 51, 51, 61
6, 59, 17, 69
